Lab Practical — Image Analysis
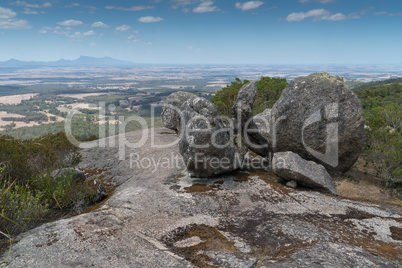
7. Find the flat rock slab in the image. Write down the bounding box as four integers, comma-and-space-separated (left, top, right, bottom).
272, 151, 338, 195
2, 128, 401, 267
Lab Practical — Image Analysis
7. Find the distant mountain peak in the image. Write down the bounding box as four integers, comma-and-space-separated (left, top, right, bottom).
6, 58, 23, 63
0, 56, 135, 67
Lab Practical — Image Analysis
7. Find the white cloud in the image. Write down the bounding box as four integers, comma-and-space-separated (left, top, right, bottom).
57, 19, 83, 27
235, 1, 264, 11
38, 26, 69, 35
374, 11, 402, 17
138, 16, 164, 23
21, 8, 44, 14
90, 42, 96, 46
128, 35, 139, 43
91, 21, 108, 28
299, 0, 334, 3
187, 46, 201, 52
115, 25, 131, 32
193, 0, 220, 13
67, 31, 83, 41
39, 26, 98, 41
105, 5, 155, 11
65, 3, 96, 13
83, 30, 96, 36
171, 0, 197, 10
10, 1, 52, 8
65, 3, 80, 8
286, 8, 371, 22
0, 6, 31, 29
286, 9, 348, 21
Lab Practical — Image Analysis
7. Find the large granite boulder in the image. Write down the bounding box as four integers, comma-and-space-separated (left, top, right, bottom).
245, 108, 272, 157
232, 81, 258, 135
179, 97, 245, 178
270, 72, 365, 174
161, 91, 197, 132
272, 151, 338, 195
183, 96, 219, 120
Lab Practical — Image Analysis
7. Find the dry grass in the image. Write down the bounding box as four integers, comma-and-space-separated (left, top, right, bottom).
0, 111, 64, 129
335, 179, 392, 204
334, 158, 401, 206
58, 93, 107, 100
0, 94, 38, 105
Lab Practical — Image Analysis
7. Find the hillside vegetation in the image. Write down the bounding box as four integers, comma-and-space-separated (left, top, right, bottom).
0, 133, 96, 242
211, 76, 288, 117
355, 82, 402, 190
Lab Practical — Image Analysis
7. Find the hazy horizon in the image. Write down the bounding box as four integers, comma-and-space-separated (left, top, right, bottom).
0, 0, 401, 65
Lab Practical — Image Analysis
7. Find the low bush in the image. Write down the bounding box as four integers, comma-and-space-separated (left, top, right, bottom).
32, 174, 95, 210
0, 132, 95, 241
355, 86, 401, 193
0, 179, 49, 237
211, 76, 287, 117
0, 132, 81, 184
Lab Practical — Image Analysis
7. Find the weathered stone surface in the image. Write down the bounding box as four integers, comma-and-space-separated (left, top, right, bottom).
179, 98, 244, 177
198, 251, 258, 268
161, 91, 197, 132
268, 242, 396, 268
271, 72, 365, 174
232, 81, 258, 135
246, 108, 272, 157
52, 168, 86, 182
272, 151, 337, 195
2, 128, 401, 268
182, 96, 219, 122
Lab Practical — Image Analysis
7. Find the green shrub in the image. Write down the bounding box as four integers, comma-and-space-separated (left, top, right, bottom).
0, 132, 89, 240
32, 174, 95, 210
253, 76, 288, 115
0, 179, 49, 237
363, 105, 402, 190
211, 76, 287, 117
211, 78, 250, 117
356, 85, 402, 192
0, 132, 81, 184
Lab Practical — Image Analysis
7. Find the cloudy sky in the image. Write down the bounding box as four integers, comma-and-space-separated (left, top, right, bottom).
0, 0, 401, 64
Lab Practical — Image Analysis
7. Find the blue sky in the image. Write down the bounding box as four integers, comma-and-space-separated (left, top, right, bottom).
0, 0, 401, 64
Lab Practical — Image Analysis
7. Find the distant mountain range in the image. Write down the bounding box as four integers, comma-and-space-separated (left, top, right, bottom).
0, 56, 135, 67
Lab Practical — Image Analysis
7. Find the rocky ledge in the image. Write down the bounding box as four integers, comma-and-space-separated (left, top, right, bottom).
1, 128, 401, 267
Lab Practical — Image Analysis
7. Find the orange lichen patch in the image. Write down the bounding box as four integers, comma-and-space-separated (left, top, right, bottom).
233, 171, 253, 183
81, 168, 116, 194
81, 168, 107, 180
251, 241, 319, 262
351, 238, 402, 262
278, 241, 319, 258
305, 211, 402, 262
163, 224, 239, 268
81, 190, 115, 214
79, 168, 118, 214
254, 171, 294, 195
